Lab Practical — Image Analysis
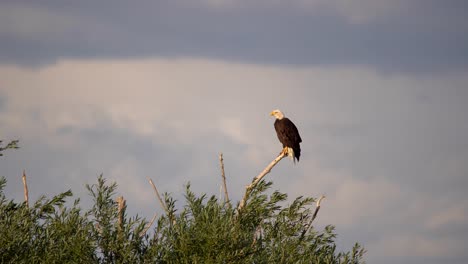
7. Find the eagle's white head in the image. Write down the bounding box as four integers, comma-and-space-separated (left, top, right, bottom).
270, 109, 284, 120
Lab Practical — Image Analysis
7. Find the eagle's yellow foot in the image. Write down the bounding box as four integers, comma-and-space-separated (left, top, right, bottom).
280, 147, 288, 155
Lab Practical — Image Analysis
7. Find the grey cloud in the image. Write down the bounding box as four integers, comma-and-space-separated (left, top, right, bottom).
0, 0, 467, 72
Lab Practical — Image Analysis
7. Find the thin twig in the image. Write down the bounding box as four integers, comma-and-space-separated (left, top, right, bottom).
302, 195, 326, 237
22, 170, 29, 207
238, 151, 287, 212
140, 213, 158, 237
147, 177, 170, 216
219, 153, 230, 203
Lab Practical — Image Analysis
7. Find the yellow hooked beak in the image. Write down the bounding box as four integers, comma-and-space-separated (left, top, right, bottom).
270, 111, 275, 116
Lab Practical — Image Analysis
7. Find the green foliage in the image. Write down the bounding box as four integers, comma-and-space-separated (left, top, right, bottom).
0, 140, 19, 156
86, 176, 147, 263
0, 176, 365, 263
0, 142, 365, 263
0, 179, 95, 263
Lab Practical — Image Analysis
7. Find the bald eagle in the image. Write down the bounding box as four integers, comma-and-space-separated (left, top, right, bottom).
270, 109, 302, 163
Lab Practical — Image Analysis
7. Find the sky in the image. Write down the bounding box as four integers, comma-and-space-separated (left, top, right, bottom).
1, 1, 468, 263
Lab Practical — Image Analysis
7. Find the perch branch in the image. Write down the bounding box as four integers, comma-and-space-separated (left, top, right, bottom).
219, 153, 230, 203
238, 151, 286, 212
302, 195, 326, 237
22, 170, 29, 207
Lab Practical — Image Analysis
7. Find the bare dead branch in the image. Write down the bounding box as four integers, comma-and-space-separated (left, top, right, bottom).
22, 170, 29, 207
302, 195, 326, 237
116, 196, 126, 231
311, 195, 325, 222
219, 153, 230, 203
238, 151, 287, 212
140, 213, 158, 237
147, 177, 170, 217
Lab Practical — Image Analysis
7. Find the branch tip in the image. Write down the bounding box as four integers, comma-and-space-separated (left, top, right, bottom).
317, 195, 325, 207
22, 170, 29, 207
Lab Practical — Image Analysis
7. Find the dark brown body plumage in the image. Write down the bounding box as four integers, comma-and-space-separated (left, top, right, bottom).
274, 118, 302, 162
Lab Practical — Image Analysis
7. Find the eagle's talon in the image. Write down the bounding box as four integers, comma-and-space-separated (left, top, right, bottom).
280, 147, 287, 155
